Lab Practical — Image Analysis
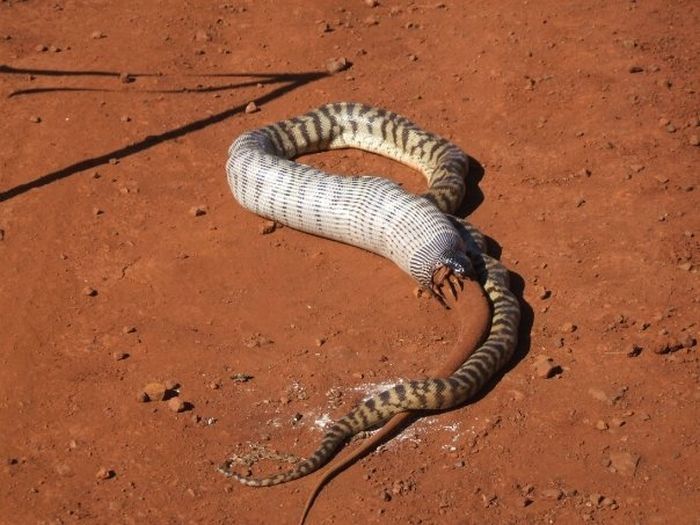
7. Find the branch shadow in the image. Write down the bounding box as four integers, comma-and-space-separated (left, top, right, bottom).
0, 69, 328, 202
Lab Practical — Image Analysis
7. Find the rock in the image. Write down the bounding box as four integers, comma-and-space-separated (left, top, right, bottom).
610, 417, 625, 427
517, 496, 533, 507
536, 286, 551, 300
28, 115, 41, 123
245, 101, 259, 114
365, 0, 379, 6
561, 322, 577, 333
408, 54, 418, 61
588, 387, 610, 403
91, 30, 105, 39
653, 339, 685, 354
93, 207, 104, 216
136, 391, 149, 403
665, 124, 677, 133
532, 355, 562, 379
189, 205, 207, 217
167, 397, 186, 413
164, 379, 179, 390
122, 326, 137, 334
629, 163, 645, 173
364, 15, 379, 26
595, 420, 609, 431
541, 488, 563, 500
589, 493, 604, 507
689, 135, 700, 146
628, 65, 644, 73
142, 382, 167, 401
112, 351, 128, 361
95, 467, 114, 480
120, 115, 131, 123
82, 286, 98, 297
0, 229, 4, 241
658, 117, 670, 127
194, 30, 212, 42
259, 220, 277, 234
627, 344, 643, 357
319, 22, 332, 33
35, 44, 48, 52
608, 451, 640, 476
326, 56, 351, 74
231, 373, 253, 383
678, 262, 693, 271
119, 72, 134, 84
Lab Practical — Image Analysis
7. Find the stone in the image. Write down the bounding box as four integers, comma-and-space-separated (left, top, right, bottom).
142, 382, 167, 401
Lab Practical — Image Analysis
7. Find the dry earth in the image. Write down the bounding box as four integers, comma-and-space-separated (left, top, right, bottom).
1, 1, 698, 524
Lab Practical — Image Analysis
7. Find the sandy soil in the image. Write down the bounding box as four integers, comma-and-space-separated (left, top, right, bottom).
1, 1, 698, 524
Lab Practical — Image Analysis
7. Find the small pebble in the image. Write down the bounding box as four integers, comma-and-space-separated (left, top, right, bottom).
93, 207, 104, 216
517, 496, 533, 507
326, 56, 351, 74
541, 488, 563, 500
112, 351, 128, 361
595, 420, 609, 431
90, 30, 105, 39
34, 44, 48, 52
119, 72, 134, 84
259, 220, 277, 235
194, 30, 212, 42
167, 397, 186, 413
189, 205, 208, 217
136, 391, 149, 403
245, 101, 259, 114
82, 286, 98, 297
365, 0, 379, 6
408, 54, 418, 62
142, 382, 167, 401
95, 467, 114, 480
629, 164, 645, 173
689, 134, 699, 146
122, 326, 137, 334
658, 117, 670, 127
29, 115, 42, 123
532, 356, 562, 379
665, 124, 676, 133
231, 373, 253, 383
628, 65, 644, 73
364, 15, 379, 26
120, 115, 131, 123
589, 493, 604, 507
561, 322, 577, 333
537, 286, 551, 300
0, 229, 4, 241
626, 344, 642, 357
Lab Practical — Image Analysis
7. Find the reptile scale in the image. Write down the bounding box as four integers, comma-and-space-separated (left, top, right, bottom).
221, 102, 521, 521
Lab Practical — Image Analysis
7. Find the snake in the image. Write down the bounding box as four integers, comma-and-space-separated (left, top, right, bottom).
220, 102, 521, 520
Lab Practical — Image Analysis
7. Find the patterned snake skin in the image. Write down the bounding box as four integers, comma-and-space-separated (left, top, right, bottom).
221, 102, 520, 488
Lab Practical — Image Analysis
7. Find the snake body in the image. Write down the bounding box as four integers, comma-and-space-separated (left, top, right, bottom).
222, 103, 520, 489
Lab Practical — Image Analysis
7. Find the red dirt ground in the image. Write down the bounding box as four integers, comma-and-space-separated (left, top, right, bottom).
1, 1, 698, 524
